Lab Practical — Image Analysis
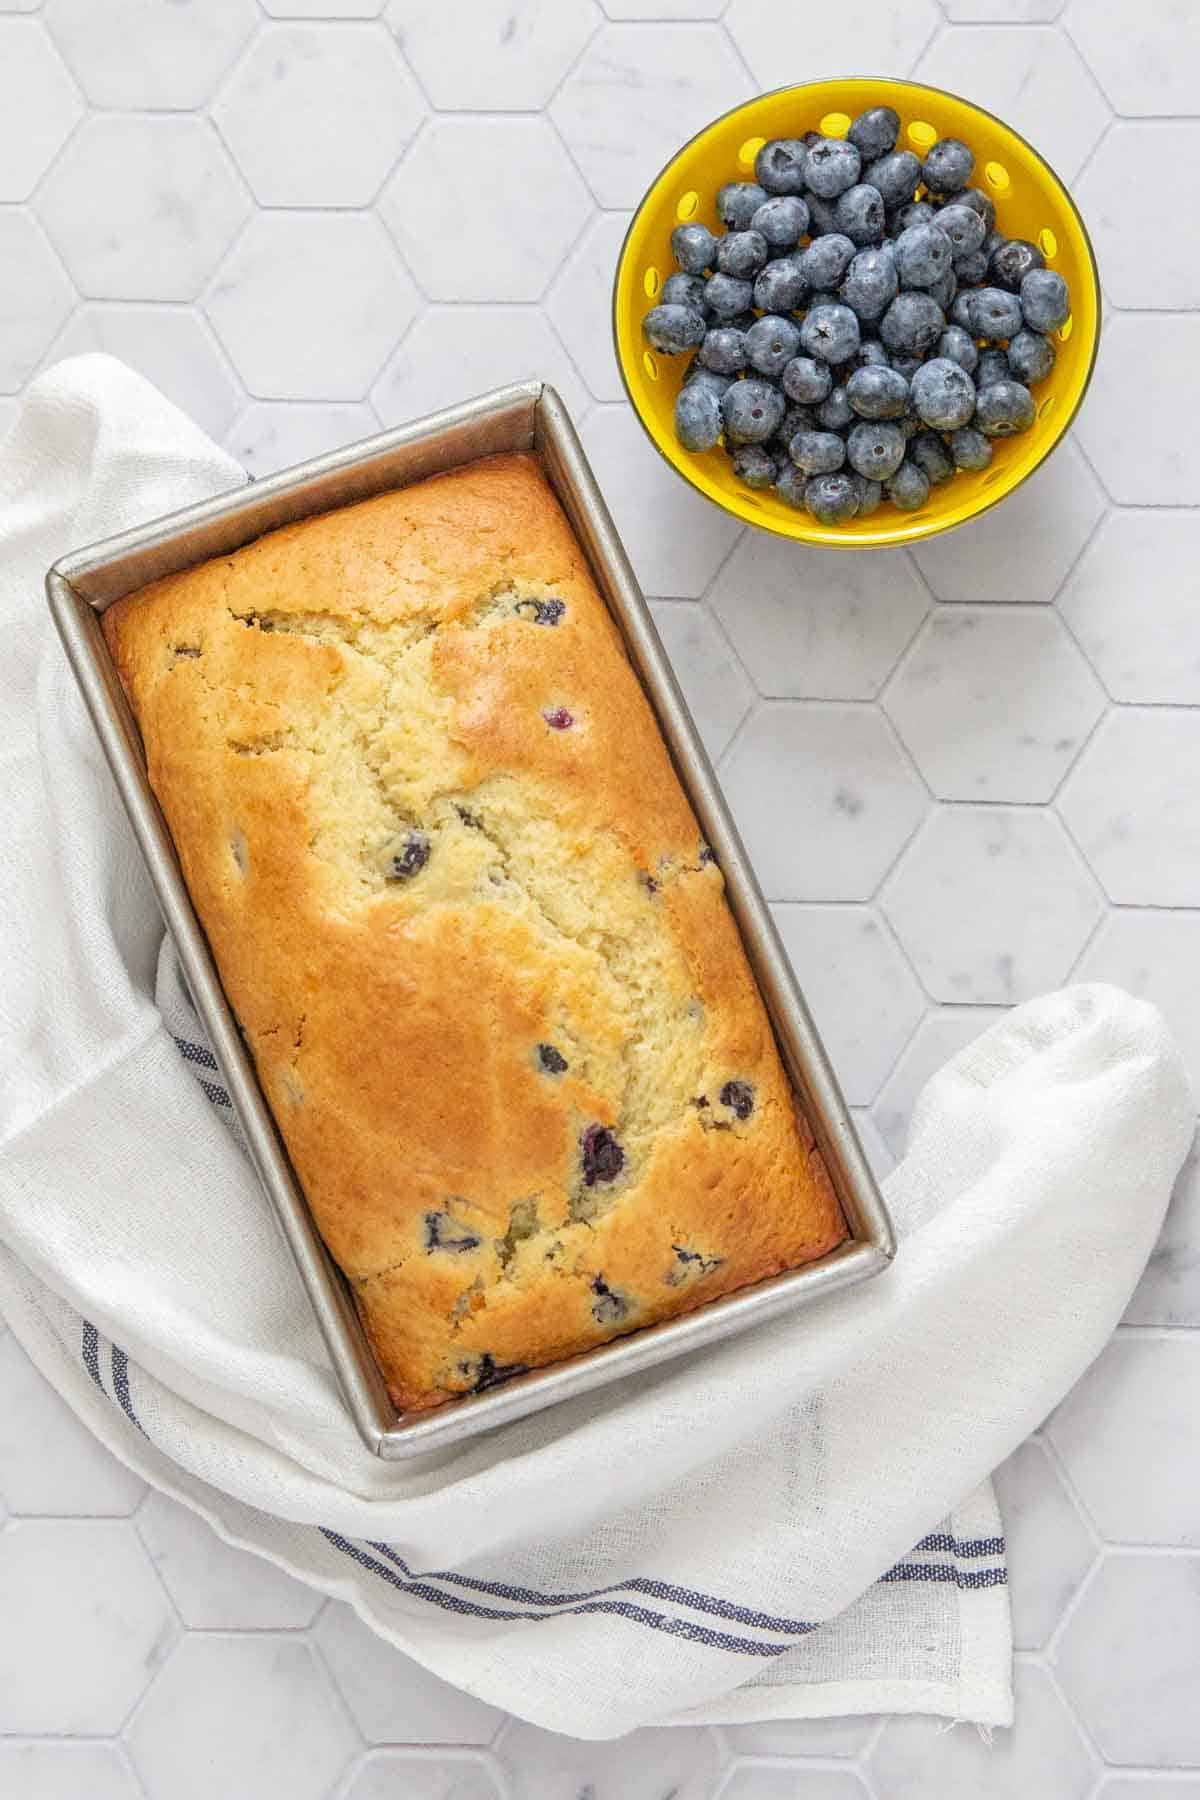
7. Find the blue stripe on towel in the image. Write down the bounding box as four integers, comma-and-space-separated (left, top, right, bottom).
322, 1531, 797, 1656
366, 1539, 818, 1636
81, 1320, 104, 1393
110, 1344, 147, 1438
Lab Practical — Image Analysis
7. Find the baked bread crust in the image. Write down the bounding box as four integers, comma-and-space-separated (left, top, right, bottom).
103, 452, 846, 1409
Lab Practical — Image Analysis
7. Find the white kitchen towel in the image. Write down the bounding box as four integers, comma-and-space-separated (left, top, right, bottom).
0, 356, 1193, 1741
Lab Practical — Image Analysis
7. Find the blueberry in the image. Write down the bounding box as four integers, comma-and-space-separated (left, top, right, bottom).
581, 1123, 624, 1186
801, 301, 860, 364
935, 202, 987, 260
730, 443, 778, 489
773, 462, 809, 508
643, 303, 707, 354
666, 1243, 722, 1285
799, 232, 856, 289
516, 597, 566, 626
950, 290, 975, 331
720, 1078, 755, 1118
469, 1354, 530, 1392
816, 384, 854, 431
890, 353, 925, 382
805, 136, 862, 198
930, 266, 958, 314
864, 149, 922, 207
909, 430, 955, 485
704, 272, 754, 319
745, 313, 802, 378
424, 1210, 481, 1253
982, 228, 1007, 261
894, 222, 953, 289
752, 194, 809, 249
852, 474, 884, 516
775, 402, 817, 445
382, 828, 430, 880
898, 408, 922, 439
948, 425, 993, 471
782, 355, 833, 403
717, 230, 768, 279
968, 286, 1024, 341
754, 138, 809, 195
684, 363, 732, 400
717, 181, 768, 230
976, 347, 1010, 387
543, 706, 573, 730
1007, 327, 1055, 385
880, 291, 945, 355
661, 272, 708, 310
1020, 268, 1070, 332
922, 137, 974, 195
840, 244, 899, 320
753, 256, 807, 313
807, 289, 840, 310
910, 355, 976, 429
938, 325, 979, 373
953, 187, 996, 232
886, 458, 930, 511
835, 182, 886, 245
789, 428, 846, 474
675, 382, 722, 451
952, 249, 989, 286
537, 1042, 568, 1073
805, 471, 859, 524
846, 418, 906, 480
804, 192, 841, 236
590, 1274, 629, 1325
721, 378, 786, 443
670, 221, 718, 274
989, 237, 1046, 292
698, 325, 747, 373
848, 105, 900, 162
846, 362, 909, 418
856, 338, 891, 369
974, 378, 1036, 436
892, 199, 938, 234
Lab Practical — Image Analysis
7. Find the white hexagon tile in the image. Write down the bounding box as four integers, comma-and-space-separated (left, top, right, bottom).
39, 114, 250, 301
3, 0, 1200, 1793
213, 22, 424, 207
0, 18, 82, 203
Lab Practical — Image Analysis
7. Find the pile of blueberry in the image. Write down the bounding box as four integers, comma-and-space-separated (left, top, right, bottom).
641, 107, 1070, 526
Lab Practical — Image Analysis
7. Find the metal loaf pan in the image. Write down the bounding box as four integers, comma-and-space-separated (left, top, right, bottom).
46, 381, 895, 1459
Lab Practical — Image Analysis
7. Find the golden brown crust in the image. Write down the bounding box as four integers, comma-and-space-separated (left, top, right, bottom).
104, 453, 846, 1409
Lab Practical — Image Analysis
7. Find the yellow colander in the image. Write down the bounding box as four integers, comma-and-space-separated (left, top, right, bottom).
612, 77, 1100, 549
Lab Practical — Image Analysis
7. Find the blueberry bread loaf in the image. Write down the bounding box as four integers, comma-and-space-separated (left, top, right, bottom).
103, 453, 845, 1410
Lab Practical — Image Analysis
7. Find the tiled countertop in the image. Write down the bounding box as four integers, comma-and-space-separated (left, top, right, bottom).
3, 0, 1199, 1793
